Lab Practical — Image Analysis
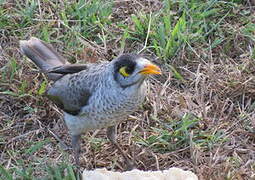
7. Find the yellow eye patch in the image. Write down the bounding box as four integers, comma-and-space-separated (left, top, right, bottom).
119, 66, 130, 77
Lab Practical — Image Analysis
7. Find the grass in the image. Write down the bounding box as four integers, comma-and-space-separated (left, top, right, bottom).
1, 0, 255, 179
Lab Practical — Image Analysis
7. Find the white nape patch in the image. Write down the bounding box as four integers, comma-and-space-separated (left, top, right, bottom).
136, 57, 151, 67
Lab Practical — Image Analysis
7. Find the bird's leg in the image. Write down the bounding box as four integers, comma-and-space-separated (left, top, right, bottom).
71, 134, 81, 166
106, 126, 135, 170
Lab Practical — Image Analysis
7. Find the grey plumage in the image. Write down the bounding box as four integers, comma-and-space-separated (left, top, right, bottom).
20, 37, 161, 169
20, 37, 69, 80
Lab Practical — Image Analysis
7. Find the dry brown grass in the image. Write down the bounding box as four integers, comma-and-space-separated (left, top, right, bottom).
1, 0, 255, 179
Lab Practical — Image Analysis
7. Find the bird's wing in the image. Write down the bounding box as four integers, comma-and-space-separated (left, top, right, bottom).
20, 37, 104, 115
46, 64, 107, 115
47, 64, 88, 75
47, 84, 91, 115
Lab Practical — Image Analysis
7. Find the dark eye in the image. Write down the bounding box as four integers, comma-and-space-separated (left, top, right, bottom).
125, 66, 134, 74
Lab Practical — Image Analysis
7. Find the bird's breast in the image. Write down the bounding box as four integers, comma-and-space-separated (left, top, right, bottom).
64, 81, 148, 135
82, 82, 147, 126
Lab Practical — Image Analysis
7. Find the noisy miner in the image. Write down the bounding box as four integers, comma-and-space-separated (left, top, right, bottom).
20, 37, 161, 169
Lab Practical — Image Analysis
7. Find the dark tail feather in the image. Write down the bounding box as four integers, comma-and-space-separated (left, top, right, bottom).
20, 37, 69, 80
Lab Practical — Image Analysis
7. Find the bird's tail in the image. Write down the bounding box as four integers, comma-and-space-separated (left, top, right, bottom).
19, 37, 69, 80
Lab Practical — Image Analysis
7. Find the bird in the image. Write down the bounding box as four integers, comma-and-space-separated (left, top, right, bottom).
19, 37, 161, 169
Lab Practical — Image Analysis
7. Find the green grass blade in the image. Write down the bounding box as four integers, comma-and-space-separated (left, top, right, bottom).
0, 165, 13, 180
25, 139, 49, 155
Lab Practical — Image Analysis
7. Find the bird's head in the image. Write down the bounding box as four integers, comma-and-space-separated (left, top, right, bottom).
113, 54, 161, 88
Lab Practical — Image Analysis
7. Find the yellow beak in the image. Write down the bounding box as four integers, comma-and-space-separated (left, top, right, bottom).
139, 63, 161, 75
